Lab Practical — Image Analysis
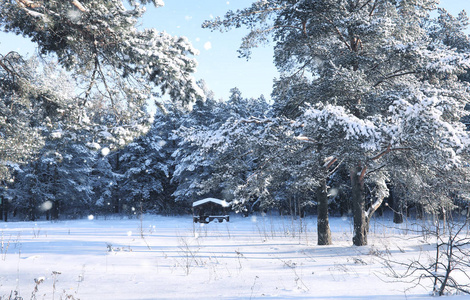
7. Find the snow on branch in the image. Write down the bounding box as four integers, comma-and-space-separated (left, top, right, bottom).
294, 135, 313, 142
365, 173, 389, 218
303, 104, 383, 152
17, 0, 40, 9
0, 52, 22, 79
324, 157, 337, 169
71, 0, 88, 13
370, 144, 412, 161
22, 7, 44, 18
238, 117, 273, 124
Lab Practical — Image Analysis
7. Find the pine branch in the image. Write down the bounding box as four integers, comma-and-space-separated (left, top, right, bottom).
239, 117, 273, 124
17, 0, 40, 9
374, 71, 418, 87
370, 144, 412, 161
0, 53, 20, 79
71, 0, 88, 13
322, 15, 352, 52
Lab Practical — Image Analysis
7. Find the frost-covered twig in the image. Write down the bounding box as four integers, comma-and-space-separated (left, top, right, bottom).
379, 218, 470, 296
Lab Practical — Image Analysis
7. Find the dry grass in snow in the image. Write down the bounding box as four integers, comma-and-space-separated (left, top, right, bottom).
1, 214, 470, 299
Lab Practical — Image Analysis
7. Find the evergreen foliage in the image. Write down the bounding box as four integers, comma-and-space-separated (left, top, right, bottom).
203, 0, 470, 245
1, 0, 469, 252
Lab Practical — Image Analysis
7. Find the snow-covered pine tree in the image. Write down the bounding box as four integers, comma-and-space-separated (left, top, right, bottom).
1, 0, 204, 217
0, 0, 203, 185
204, 0, 470, 246
7, 131, 97, 220
0, 53, 152, 219
173, 88, 332, 220
0, 54, 73, 181
171, 94, 230, 204
114, 109, 181, 215
91, 152, 116, 215
0, 0, 203, 110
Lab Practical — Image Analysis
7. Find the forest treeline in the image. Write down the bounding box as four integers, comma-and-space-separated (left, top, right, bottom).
2, 0, 470, 246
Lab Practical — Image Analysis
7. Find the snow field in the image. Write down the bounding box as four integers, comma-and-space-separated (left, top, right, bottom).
0, 215, 468, 299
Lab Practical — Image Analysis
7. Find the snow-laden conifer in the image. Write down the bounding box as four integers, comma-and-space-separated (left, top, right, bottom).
204, 0, 470, 246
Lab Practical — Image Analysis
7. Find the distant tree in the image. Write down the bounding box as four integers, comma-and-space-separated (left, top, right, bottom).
172, 91, 269, 206
7, 131, 97, 220
91, 152, 116, 215
114, 109, 182, 215
172, 100, 229, 204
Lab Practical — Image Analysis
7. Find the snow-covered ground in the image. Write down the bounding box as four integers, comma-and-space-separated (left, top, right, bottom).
0, 214, 468, 299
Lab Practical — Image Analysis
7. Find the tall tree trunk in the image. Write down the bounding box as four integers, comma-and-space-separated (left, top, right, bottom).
0, 194, 3, 221
392, 189, 404, 224
317, 179, 332, 245
51, 200, 60, 220
51, 166, 60, 220
350, 166, 367, 246
3, 199, 7, 222
393, 206, 404, 224
29, 196, 36, 221
416, 203, 424, 220
1, 196, 8, 222
113, 152, 121, 214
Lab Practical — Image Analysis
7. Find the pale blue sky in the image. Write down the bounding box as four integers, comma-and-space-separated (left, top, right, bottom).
0, 0, 469, 102
143, 0, 275, 102
145, 0, 470, 102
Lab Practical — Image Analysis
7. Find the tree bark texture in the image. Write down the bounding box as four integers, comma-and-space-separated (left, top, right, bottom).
317, 180, 332, 245
392, 192, 404, 224
350, 166, 367, 246
3, 197, 8, 222
51, 200, 60, 220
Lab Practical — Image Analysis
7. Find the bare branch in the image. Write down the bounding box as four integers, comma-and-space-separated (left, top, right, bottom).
322, 15, 352, 51
370, 144, 412, 161
374, 71, 418, 88
71, 0, 88, 13
325, 157, 337, 169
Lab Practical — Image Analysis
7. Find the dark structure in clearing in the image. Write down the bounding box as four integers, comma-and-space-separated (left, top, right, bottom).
192, 198, 231, 223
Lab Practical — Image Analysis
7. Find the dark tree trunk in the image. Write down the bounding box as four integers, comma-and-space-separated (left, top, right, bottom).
351, 166, 367, 246
29, 196, 36, 221
392, 190, 404, 224
3, 197, 8, 222
51, 200, 60, 220
51, 166, 60, 220
0, 195, 3, 221
416, 203, 424, 220
113, 152, 121, 214
317, 180, 332, 245
113, 197, 121, 214
393, 208, 404, 224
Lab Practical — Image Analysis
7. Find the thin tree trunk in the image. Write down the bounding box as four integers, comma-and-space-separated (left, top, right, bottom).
392, 189, 404, 224
1, 197, 7, 222
0, 195, 3, 221
51, 166, 60, 220
393, 208, 404, 224
416, 203, 424, 219
51, 200, 60, 220
351, 166, 367, 246
317, 179, 332, 245
29, 196, 36, 221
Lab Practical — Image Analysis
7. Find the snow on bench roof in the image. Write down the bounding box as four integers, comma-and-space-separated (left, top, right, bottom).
192, 198, 231, 207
